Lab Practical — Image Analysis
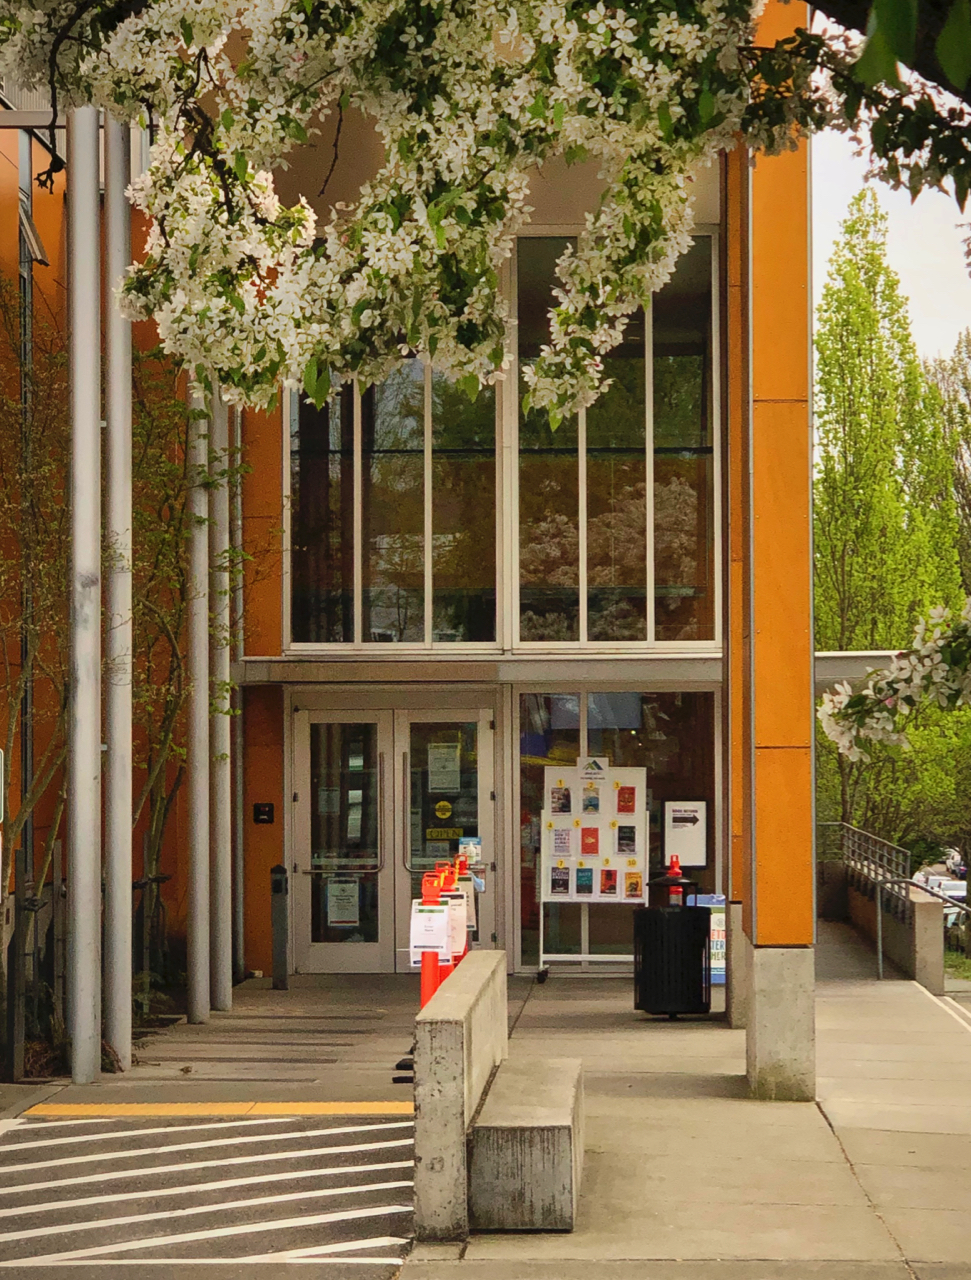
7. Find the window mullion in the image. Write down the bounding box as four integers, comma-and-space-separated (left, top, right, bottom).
578, 406, 587, 645
645, 303, 655, 644
353, 381, 363, 646
424, 361, 433, 647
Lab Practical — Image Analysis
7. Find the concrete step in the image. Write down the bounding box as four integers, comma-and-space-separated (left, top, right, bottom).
468, 1057, 583, 1232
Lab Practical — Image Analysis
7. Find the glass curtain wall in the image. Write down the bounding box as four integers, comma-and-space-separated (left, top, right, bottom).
518, 690, 715, 966
516, 235, 714, 645
653, 240, 715, 640
290, 368, 497, 644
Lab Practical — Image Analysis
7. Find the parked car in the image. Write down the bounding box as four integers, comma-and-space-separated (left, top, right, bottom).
944, 848, 967, 879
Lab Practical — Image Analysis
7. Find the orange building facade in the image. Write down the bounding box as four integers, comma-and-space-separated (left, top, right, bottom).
2, 0, 815, 1098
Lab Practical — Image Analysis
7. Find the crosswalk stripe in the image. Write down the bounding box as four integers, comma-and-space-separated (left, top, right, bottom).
1, 1203, 414, 1264
0, 1120, 414, 1175
9, 1258, 407, 1266
239, 1234, 411, 1261
1, 1117, 295, 1152
0, 1179, 413, 1245
0, 1135, 413, 1197
0, 1159, 415, 1219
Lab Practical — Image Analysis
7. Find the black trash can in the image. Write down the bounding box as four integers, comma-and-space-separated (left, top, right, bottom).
633, 905, 711, 1016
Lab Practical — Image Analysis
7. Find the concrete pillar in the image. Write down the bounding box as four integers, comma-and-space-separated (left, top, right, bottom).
746, 946, 815, 1101
726, 901, 750, 1030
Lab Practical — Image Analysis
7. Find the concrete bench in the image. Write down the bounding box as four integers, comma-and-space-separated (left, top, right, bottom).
469, 1056, 584, 1231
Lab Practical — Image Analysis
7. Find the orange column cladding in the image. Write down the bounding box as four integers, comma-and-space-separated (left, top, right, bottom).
748, 0, 814, 948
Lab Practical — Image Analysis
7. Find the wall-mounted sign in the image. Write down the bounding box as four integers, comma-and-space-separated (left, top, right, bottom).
253, 802, 275, 825
326, 880, 359, 928
663, 800, 707, 868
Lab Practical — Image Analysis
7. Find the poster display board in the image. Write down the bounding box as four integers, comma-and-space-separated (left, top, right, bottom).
663, 800, 708, 868
541, 759, 647, 905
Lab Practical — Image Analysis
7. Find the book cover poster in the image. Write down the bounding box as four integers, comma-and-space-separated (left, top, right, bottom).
551, 865, 571, 896
551, 786, 572, 814
553, 827, 572, 857
624, 871, 643, 899
581, 827, 599, 856
617, 825, 636, 855
600, 868, 618, 896
616, 785, 636, 814
582, 782, 600, 814
576, 867, 593, 895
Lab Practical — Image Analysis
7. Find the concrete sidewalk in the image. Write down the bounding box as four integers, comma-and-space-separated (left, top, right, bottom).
401, 921, 971, 1280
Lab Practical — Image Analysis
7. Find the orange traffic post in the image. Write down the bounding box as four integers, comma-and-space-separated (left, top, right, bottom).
418, 871, 444, 1009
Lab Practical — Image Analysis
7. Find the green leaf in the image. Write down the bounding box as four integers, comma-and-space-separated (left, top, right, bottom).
303, 358, 319, 402
180, 17, 193, 46
657, 100, 674, 141
854, 26, 903, 87
698, 90, 715, 124
873, 0, 917, 63
552, 101, 565, 131
456, 373, 479, 401
937, 0, 971, 89
220, 109, 234, 131
233, 152, 248, 181
548, 408, 562, 432
527, 92, 547, 120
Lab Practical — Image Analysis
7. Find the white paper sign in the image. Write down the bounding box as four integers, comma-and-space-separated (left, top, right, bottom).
326, 879, 359, 928
409, 901, 451, 965
442, 892, 468, 955
428, 742, 461, 792
663, 800, 707, 868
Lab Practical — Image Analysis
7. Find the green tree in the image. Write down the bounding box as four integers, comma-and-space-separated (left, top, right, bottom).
814, 187, 968, 843
927, 329, 971, 595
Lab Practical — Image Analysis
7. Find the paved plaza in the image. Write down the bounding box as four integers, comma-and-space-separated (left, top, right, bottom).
0, 922, 967, 1278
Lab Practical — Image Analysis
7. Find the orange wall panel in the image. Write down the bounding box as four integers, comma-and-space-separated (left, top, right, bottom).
242, 406, 283, 656
751, 398, 812, 749
242, 686, 285, 973
753, 746, 814, 944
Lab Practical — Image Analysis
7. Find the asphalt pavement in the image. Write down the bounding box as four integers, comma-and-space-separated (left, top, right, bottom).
0, 1112, 414, 1277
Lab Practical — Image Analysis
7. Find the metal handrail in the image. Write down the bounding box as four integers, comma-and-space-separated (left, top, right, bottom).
876, 876, 971, 980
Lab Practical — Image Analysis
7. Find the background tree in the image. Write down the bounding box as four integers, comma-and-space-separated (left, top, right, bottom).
927, 328, 971, 594
814, 187, 970, 847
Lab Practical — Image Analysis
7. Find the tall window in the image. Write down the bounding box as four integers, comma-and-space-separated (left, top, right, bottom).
516, 236, 715, 645
290, 368, 497, 645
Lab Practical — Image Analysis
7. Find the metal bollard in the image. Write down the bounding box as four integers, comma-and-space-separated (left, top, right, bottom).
270, 864, 289, 991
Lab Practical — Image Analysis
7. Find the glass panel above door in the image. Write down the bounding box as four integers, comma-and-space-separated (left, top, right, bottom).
309, 722, 380, 943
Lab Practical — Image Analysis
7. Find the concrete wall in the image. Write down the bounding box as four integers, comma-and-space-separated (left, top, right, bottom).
847, 882, 944, 995
413, 950, 508, 1241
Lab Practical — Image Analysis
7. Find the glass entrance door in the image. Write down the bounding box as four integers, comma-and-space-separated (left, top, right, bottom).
293, 711, 394, 972
393, 710, 495, 973
293, 707, 495, 974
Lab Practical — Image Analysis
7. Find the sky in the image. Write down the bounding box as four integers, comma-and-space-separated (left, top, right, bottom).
812, 128, 971, 360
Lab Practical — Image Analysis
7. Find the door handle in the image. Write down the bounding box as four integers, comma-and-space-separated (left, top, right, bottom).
376, 751, 386, 873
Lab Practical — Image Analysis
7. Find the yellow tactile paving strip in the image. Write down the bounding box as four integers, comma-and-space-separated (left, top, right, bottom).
24, 1100, 415, 1117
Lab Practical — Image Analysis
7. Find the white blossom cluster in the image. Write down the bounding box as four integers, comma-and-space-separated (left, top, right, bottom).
0, 0, 777, 410
818, 601, 971, 761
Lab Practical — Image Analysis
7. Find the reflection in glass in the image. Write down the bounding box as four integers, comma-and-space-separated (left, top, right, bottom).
290, 387, 354, 642
408, 722, 478, 904
361, 362, 425, 642
431, 373, 496, 641
587, 313, 647, 640
518, 237, 580, 641
310, 723, 379, 944
653, 240, 714, 641
588, 690, 715, 880
518, 693, 581, 965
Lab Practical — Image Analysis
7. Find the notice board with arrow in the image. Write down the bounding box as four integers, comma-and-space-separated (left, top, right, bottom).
663, 800, 707, 868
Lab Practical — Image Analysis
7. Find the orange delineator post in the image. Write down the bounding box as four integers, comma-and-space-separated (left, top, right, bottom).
419, 872, 444, 1009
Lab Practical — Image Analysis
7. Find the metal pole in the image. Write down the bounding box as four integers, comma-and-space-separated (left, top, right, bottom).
209, 391, 232, 1010
104, 116, 132, 1070
187, 392, 210, 1023
67, 106, 102, 1083
876, 883, 884, 981
231, 408, 245, 984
